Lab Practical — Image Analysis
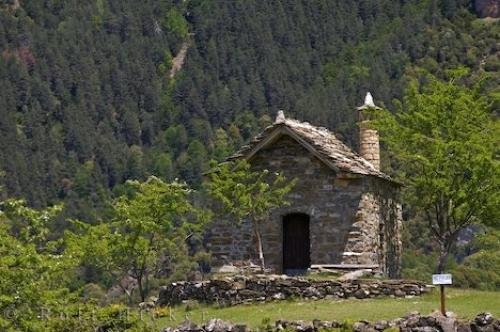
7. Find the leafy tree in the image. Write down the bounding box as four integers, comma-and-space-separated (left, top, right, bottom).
181, 139, 208, 184
164, 8, 189, 39
65, 221, 116, 289
207, 160, 296, 270
1, 199, 62, 249
42, 302, 159, 332
212, 128, 233, 162
164, 124, 188, 156
0, 197, 75, 331
152, 152, 174, 181
371, 71, 499, 273
68, 176, 209, 303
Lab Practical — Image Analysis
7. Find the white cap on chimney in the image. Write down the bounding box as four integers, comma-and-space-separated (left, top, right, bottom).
275, 110, 286, 124
364, 92, 375, 107
357, 92, 378, 110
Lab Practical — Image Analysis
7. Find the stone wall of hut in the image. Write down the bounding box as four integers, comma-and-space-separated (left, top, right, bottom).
207, 135, 402, 276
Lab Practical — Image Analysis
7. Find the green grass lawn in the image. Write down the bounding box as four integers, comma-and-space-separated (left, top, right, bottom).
156, 288, 500, 328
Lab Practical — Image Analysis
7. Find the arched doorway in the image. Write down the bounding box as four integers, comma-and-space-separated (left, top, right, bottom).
282, 213, 310, 274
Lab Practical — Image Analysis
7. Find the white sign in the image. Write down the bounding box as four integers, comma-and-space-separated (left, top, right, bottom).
432, 274, 452, 285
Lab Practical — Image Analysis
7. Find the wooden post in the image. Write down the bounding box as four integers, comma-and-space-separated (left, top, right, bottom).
433, 274, 451, 316
440, 285, 446, 316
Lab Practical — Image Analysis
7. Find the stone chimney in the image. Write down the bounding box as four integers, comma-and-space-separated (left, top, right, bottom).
357, 92, 380, 170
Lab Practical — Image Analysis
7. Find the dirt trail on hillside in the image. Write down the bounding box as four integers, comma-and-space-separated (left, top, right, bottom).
169, 38, 191, 79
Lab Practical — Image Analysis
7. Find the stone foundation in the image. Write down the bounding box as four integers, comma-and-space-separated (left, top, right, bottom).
157, 275, 429, 306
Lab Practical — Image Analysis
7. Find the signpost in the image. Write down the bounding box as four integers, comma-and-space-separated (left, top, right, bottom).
432, 274, 452, 315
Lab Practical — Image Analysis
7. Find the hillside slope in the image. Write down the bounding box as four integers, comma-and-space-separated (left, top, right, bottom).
0, 0, 498, 221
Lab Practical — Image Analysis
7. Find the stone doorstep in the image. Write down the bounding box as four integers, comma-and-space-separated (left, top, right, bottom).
213, 264, 382, 275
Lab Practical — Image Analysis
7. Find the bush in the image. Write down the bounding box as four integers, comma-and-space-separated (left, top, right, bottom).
451, 231, 500, 291
401, 251, 437, 282
44, 303, 158, 332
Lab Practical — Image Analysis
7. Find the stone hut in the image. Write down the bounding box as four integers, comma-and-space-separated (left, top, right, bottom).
208, 93, 402, 278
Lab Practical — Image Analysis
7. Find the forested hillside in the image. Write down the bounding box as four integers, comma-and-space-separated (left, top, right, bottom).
0, 2, 499, 328
0, 0, 498, 221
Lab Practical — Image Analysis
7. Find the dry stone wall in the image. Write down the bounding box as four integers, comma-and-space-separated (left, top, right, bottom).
157, 276, 429, 306
162, 313, 499, 332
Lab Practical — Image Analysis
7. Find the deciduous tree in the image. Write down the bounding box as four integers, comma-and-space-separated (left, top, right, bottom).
371, 71, 499, 273
207, 160, 296, 271
68, 176, 209, 302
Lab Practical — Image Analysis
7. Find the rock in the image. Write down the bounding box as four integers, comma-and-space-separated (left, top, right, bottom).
233, 280, 247, 290
391, 317, 405, 327
290, 279, 311, 288
339, 269, 373, 281
276, 279, 293, 287
187, 271, 203, 282
491, 320, 500, 332
354, 288, 370, 299
246, 280, 266, 292
179, 320, 203, 332
394, 289, 405, 297
275, 319, 288, 330
406, 311, 421, 317
457, 322, 472, 332
291, 320, 314, 332
412, 327, 439, 332
233, 324, 249, 332
446, 312, 457, 319
239, 289, 265, 299
353, 321, 377, 332
474, 313, 495, 326
211, 279, 233, 290
435, 315, 457, 332
331, 320, 342, 328
303, 286, 322, 298
277, 320, 315, 332
403, 313, 421, 328
471, 312, 500, 332
162, 328, 175, 332
271, 292, 285, 300
419, 315, 438, 328
312, 319, 331, 329
217, 265, 240, 274
205, 319, 234, 332
373, 320, 389, 330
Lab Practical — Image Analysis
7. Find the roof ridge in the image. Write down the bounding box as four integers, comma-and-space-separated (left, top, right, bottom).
228, 116, 396, 183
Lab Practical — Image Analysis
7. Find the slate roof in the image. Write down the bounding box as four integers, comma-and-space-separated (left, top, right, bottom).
227, 115, 395, 183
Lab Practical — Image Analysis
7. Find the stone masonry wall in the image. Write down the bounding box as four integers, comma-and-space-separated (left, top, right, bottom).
163, 313, 499, 332
343, 178, 403, 277
376, 179, 403, 278
358, 123, 380, 170
341, 190, 380, 266
157, 275, 430, 306
207, 135, 401, 275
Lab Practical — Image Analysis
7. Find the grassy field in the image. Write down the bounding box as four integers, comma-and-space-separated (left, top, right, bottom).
156, 288, 500, 328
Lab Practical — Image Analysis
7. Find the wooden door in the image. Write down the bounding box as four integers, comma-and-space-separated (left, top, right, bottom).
282, 213, 310, 272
